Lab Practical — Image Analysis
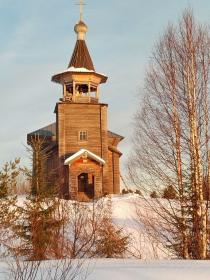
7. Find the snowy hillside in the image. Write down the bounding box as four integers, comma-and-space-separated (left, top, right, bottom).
111, 194, 170, 259
1, 195, 210, 280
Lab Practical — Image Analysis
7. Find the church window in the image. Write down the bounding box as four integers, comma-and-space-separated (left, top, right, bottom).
79, 131, 88, 141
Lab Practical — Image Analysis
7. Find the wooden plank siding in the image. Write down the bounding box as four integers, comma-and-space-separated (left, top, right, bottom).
27, 102, 122, 201
56, 102, 114, 199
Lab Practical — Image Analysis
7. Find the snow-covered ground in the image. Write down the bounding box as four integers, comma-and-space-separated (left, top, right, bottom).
1, 194, 209, 279
84, 259, 210, 280
111, 194, 169, 259
1, 259, 210, 280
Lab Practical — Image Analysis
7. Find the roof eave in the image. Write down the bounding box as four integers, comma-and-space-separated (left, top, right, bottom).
51, 71, 108, 84
64, 149, 105, 166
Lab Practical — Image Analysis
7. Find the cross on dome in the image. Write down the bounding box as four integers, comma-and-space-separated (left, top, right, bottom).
74, 0, 88, 40
76, 0, 86, 21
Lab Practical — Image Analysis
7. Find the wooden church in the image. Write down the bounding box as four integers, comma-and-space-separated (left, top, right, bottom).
27, 7, 123, 201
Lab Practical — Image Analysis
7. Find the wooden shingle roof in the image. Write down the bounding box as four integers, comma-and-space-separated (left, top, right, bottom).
68, 40, 95, 71
28, 123, 56, 138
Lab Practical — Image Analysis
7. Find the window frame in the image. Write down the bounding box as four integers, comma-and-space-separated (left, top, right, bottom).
78, 130, 88, 142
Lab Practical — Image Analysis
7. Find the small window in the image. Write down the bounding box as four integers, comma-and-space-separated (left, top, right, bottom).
79, 131, 88, 141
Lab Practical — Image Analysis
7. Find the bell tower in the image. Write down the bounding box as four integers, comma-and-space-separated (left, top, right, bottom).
52, 19, 107, 105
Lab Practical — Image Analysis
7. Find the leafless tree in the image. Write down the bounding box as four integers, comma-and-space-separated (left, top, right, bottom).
58, 198, 109, 258
128, 9, 210, 259
26, 136, 59, 196
7, 256, 87, 280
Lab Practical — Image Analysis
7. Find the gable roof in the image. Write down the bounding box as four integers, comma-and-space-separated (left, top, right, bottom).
64, 149, 105, 166
68, 40, 95, 71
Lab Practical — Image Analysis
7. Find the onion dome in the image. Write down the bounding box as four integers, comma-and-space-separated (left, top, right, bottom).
74, 20, 88, 40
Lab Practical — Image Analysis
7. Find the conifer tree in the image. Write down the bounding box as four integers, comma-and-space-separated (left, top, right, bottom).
94, 197, 129, 258
162, 185, 177, 199
14, 196, 62, 260
150, 191, 158, 199
0, 159, 20, 198
0, 159, 20, 257
13, 138, 63, 260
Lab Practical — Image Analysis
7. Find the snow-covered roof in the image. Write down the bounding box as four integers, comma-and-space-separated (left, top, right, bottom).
52, 66, 107, 78
64, 149, 105, 165
54, 67, 95, 76
68, 66, 94, 73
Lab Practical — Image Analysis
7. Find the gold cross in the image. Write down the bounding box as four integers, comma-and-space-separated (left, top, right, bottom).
76, 0, 86, 21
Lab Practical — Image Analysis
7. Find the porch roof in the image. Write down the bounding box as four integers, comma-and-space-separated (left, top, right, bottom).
64, 149, 105, 166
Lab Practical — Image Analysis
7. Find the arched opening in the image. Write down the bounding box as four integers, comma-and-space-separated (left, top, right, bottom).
78, 173, 94, 199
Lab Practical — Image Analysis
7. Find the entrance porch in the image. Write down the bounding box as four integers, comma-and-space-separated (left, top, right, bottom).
64, 149, 105, 201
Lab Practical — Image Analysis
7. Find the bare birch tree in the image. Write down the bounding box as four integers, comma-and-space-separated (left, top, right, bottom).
128, 10, 210, 259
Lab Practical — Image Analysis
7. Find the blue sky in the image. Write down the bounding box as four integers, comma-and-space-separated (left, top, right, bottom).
1, 0, 210, 172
